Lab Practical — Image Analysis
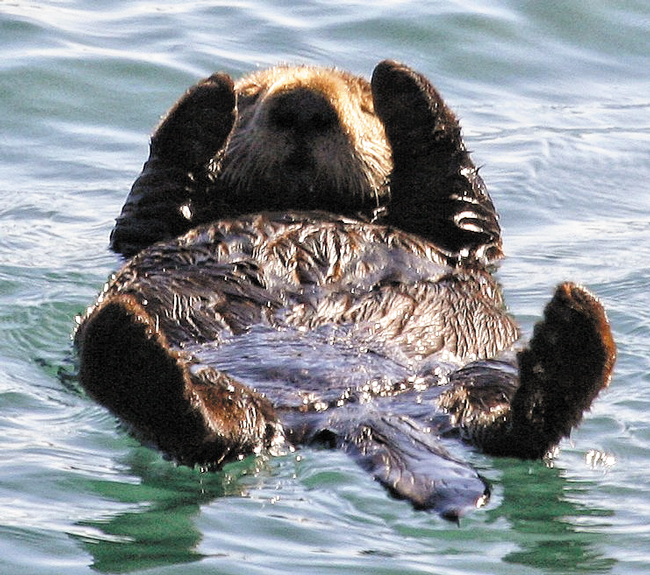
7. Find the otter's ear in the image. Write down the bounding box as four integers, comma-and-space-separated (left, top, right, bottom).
152, 72, 236, 168
371, 60, 502, 264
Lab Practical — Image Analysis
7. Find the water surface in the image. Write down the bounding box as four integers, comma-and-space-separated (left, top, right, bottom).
1, 1, 649, 573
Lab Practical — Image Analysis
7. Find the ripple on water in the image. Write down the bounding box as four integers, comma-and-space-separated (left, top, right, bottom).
1, 0, 649, 573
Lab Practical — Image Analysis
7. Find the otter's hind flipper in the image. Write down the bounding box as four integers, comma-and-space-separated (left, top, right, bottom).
508, 282, 616, 458
315, 410, 490, 520
110, 73, 237, 257
371, 60, 502, 264
440, 283, 616, 459
75, 294, 281, 468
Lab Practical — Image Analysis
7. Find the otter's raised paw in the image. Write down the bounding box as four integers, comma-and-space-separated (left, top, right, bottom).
371, 60, 460, 161
442, 283, 615, 460
110, 73, 236, 257
501, 283, 615, 458
371, 60, 502, 263
75, 294, 281, 468
151, 72, 236, 168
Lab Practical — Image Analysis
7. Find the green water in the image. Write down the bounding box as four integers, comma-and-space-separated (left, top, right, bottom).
1, 1, 649, 573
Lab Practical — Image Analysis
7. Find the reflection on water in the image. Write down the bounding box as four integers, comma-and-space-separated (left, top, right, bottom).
70, 440, 622, 574
489, 458, 616, 573
1, 0, 649, 573
72, 449, 268, 573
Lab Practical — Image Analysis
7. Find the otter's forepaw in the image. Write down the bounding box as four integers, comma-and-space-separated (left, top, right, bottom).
110, 73, 236, 256
371, 60, 460, 160
371, 60, 502, 263
151, 72, 236, 168
509, 282, 616, 458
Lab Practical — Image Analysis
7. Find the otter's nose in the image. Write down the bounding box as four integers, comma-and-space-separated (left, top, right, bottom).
267, 88, 338, 133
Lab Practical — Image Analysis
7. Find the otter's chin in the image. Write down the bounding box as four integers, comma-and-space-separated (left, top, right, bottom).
218, 139, 389, 216
219, 169, 383, 217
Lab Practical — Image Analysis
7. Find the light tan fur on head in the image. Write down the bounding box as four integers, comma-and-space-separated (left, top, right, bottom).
219, 65, 393, 212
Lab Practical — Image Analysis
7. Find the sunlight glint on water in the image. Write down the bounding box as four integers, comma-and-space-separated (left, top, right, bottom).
1, 1, 649, 573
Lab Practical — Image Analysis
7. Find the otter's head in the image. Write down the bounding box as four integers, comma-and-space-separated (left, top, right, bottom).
113, 61, 501, 263
218, 66, 393, 216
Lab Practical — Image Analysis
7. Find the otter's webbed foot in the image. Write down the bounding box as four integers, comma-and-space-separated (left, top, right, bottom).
508, 282, 616, 458
75, 294, 282, 468
110, 73, 237, 257
371, 60, 502, 264
440, 283, 616, 459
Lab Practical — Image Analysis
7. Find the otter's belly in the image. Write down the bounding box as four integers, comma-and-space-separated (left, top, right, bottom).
186, 322, 459, 411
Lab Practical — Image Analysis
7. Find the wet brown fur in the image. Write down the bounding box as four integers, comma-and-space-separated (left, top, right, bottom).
79, 61, 616, 519
222, 66, 392, 207
110, 65, 395, 257
110, 62, 501, 263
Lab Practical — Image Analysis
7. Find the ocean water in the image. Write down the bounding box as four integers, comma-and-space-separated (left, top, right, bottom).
1, 0, 649, 573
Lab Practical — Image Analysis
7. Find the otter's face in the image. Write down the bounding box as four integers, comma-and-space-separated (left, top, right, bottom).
218, 66, 393, 215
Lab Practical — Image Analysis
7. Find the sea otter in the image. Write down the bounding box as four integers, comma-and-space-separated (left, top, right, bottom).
76, 61, 615, 520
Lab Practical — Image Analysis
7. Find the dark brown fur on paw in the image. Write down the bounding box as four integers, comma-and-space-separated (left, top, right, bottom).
438, 283, 615, 459
371, 60, 460, 161
504, 283, 614, 458
75, 294, 280, 468
152, 72, 236, 168
371, 60, 502, 263
513, 283, 616, 444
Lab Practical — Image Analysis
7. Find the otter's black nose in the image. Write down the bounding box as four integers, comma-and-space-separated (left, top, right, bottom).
267, 88, 338, 133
